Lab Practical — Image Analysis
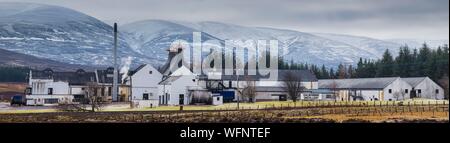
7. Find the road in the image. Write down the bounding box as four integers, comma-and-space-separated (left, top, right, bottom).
0, 102, 55, 111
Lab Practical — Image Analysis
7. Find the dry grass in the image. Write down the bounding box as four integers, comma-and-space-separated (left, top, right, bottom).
0, 82, 26, 93
142, 100, 449, 111
296, 112, 448, 123
0, 107, 447, 123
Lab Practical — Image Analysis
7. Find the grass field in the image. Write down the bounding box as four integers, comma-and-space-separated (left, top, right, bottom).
1, 99, 448, 114
0, 105, 447, 123
141, 99, 449, 111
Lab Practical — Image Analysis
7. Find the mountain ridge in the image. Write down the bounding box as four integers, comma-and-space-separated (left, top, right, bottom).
0, 2, 448, 70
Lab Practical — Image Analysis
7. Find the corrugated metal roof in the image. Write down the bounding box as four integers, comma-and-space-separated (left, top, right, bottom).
96, 68, 123, 84
402, 77, 427, 87
32, 69, 96, 85
319, 77, 399, 89
204, 69, 317, 82
255, 86, 285, 92
159, 76, 182, 85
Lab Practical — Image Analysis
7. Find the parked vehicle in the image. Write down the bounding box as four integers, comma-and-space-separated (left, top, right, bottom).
10, 95, 26, 106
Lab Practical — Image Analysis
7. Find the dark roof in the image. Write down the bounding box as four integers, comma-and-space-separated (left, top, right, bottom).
159, 76, 182, 85
31, 69, 96, 85
128, 64, 147, 76
319, 77, 399, 89
255, 86, 285, 92
255, 87, 327, 93
200, 69, 317, 82
96, 68, 123, 84
402, 77, 427, 87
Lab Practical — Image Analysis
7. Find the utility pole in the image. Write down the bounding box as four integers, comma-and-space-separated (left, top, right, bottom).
236, 69, 240, 110
112, 23, 118, 102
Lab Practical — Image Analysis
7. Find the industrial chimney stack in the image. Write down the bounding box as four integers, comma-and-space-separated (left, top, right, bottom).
112, 23, 118, 102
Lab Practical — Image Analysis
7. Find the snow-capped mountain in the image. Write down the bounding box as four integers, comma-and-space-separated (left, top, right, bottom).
0, 2, 154, 67
0, 48, 95, 71
121, 20, 223, 64
1, 3, 447, 69
123, 20, 395, 66
386, 39, 449, 48
312, 33, 402, 56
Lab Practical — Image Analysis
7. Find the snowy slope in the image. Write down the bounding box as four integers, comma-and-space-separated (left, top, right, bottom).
150, 20, 381, 66
387, 39, 449, 48
1, 3, 446, 69
0, 2, 154, 67
122, 20, 223, 64
313, 33, 402, 56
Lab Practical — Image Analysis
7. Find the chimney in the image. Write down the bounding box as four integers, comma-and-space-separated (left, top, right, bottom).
112, 23, 118, 102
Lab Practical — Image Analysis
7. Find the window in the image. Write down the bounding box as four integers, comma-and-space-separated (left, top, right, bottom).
192, 79, 196, 82
217, 97, 220, 101
149, 71, 153, 74
143, 93, 149, 100
405, 89, 408, 94
388, 89, 392, 94
25, 88, 32, 95
418, 89, 422, 94
48, 88, 53, 95
436, 89, 439, 94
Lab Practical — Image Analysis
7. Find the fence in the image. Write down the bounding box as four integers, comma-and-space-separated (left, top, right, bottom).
211, 100, 449, 111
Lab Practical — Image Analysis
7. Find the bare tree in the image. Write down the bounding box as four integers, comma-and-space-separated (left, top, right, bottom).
241, 76, 257, 103
392, 91, 404, 101
282, 71, 305, 104
330, 81, 339, 101
85, 82, 104, 112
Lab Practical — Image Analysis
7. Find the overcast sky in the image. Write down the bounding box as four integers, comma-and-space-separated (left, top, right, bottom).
1, 0, 448, 40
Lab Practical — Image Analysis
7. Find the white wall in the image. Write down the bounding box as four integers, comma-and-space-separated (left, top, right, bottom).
255, 81, 318, 89
384, 78, 413, 101
413, 78, 445, 100
70, 86, 85, 95
256, 92, 287, 101
162, 75, 199, 105
130, 65, 162, 101
354, 90, 383, 101
30, 79, 70, 95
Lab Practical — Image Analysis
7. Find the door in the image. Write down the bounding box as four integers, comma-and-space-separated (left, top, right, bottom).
179, 94, 184, 105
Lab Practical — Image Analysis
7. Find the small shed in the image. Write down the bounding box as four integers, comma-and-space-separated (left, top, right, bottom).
212, 94, 223, 105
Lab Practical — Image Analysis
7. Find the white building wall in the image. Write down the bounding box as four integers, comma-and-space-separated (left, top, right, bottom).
27, 80, 73, 105
413, 78, 445, 100
255, 81, 318, 89
256, 92, 287, 101
130, 65, 162, 101
70, 86, 85, 95
168, 75, 198, 105
383, 78, 412, 101
357, 90, 383, 101
29, 79, 70, 95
